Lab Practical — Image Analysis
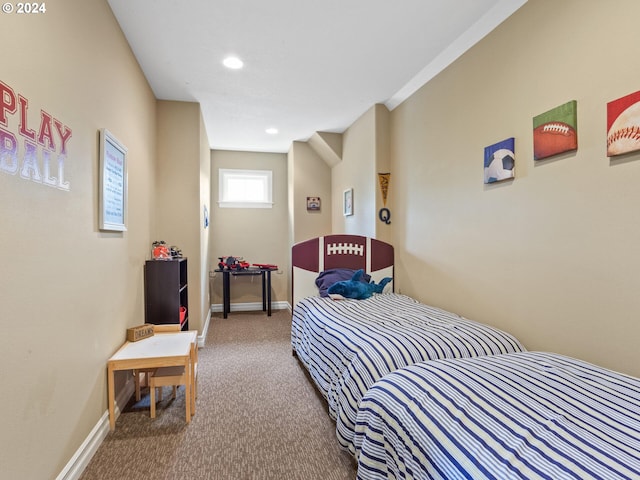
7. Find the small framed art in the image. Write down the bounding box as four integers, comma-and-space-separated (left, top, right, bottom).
306, 197, 321, 211
99, 129, 128, 231
484, 137, 515, 184
607, 90, 640, 156
343, 188, 353, 216
532, 100, 577, 160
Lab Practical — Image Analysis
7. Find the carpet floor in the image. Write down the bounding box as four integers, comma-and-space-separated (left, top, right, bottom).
79, 309, 356, 480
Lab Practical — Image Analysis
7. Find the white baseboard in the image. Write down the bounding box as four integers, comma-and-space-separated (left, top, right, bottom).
54, 411, 110, 480
210, 301, 290, 313
56, 377, 134, 480
198, 308, 211, 348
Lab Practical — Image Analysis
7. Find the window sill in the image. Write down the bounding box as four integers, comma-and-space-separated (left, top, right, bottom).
218, 202, 273, 209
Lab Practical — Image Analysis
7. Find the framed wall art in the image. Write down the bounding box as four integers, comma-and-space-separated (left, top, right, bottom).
306, 196, 321, 211
484, 137, 515, 184
532, 100, 577, 160
607, 90, 640, 156
99, 128, 128, 231
343, 188, 353, 216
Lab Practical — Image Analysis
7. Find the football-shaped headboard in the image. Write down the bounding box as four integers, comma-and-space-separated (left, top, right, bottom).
292, 234, 394, 306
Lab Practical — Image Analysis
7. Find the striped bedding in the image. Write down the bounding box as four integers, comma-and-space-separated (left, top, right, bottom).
291, 293, 525, 455
354, 352, 640, 480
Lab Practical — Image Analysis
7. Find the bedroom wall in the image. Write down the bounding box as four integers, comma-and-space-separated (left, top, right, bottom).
374, 104, 392, 244
330, 104, 391, 242
210, 150, 289, 307
332, 105, 379, 237
156, 100, 210, 333
391, 0, 640, 377
289, 140, 332, 245
0, 1, 158, 478
199, 113, 212, 331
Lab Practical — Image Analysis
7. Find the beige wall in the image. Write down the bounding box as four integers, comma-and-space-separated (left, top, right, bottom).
210, 150, 289, 306
332, 106, 377, 236
390, 0, 640, 377
199, 114, 212, 330
331, 104, 391, 239
156, 100, 210, 332
374, 104, 392, 244
289, 141, 332, 245
0, 1, 157, 478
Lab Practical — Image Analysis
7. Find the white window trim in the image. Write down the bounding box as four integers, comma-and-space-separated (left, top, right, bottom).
218, 168, 273, 209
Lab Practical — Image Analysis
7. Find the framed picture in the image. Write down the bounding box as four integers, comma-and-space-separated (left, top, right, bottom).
484, 137, 515, 184
306, 196, 321, 211
607, 90, 640, 156
343, 188, 353, 216
532, 100, 577, 160
99, 129, 128, 231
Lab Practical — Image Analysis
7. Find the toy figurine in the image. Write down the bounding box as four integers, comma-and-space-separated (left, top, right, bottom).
218, 256, 250, 271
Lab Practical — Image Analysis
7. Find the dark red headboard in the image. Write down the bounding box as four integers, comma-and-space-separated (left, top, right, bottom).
292, 235, 394, 305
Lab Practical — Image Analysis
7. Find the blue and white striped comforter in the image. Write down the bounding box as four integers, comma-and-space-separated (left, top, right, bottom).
291, 294, 525, 455
354, 352, 640, 480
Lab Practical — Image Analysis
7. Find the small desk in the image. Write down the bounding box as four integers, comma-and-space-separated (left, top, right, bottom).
107, 330, 197, 430
215, 267, 277, 319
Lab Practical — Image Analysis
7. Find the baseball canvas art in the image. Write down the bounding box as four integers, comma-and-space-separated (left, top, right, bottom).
607, 90, 640, 156
533, 100, 578, 160
484, 137, 515, 184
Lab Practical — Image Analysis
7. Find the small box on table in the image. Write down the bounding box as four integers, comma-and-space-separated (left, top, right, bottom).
126, 324, 155, 342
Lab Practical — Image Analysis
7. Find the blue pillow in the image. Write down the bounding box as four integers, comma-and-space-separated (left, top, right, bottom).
315, 268, 371, 297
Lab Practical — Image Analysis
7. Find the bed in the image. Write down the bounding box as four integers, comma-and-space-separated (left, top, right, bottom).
353, 352, 640, 480
291, 235, 526, 455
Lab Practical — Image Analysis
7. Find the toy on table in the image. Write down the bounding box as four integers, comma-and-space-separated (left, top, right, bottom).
218, 256, 250, 271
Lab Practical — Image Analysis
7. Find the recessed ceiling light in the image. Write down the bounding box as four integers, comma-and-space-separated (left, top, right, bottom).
223, 56, 243, 69
265, 128, 278, 135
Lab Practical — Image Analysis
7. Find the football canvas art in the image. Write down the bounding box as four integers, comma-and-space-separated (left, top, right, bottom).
533, 100, 578, 160
607, 90, 640, 156
484, 137, 515, 184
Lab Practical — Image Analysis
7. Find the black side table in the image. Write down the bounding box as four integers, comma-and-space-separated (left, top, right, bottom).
215, 267, 277, 318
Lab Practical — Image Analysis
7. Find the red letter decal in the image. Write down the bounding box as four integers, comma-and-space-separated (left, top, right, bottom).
0, 81, 17, 127
37, 110, 55, 150
54, 119, 72, 155
18, 95, 36, 141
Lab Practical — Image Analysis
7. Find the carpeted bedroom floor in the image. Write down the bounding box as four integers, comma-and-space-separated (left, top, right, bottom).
79, 309, 356, 480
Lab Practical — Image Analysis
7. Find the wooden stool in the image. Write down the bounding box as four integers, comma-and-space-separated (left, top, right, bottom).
149, 366, 188, 420
147, 325, 197, 422
149, 343, 198, 422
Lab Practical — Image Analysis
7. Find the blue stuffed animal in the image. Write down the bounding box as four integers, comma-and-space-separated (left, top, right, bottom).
327, 269, 392, 300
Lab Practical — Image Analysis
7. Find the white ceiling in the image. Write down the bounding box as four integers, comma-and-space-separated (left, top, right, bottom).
107, 0, 526, 153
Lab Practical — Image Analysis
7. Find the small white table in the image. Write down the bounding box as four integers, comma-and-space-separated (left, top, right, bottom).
107, 330, 197, 430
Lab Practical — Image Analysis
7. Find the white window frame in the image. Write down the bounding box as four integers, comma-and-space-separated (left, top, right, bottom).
218, 168, 273, 208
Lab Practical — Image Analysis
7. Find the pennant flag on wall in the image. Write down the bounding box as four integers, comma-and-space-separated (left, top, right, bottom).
378, 173, 390, 206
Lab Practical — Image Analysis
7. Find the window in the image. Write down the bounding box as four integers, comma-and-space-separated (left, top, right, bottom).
218, 168, 273, 208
